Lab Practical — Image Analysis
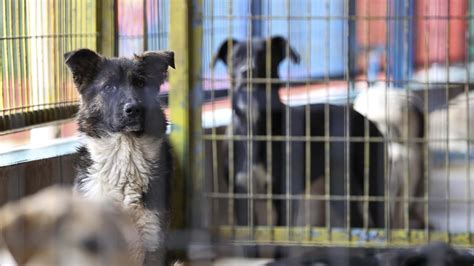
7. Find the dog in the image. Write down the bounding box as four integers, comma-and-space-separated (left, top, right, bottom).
429, 91, 474, 153
353, 87, 427, 229
64, 48, 174, 265
0, 186, 143, 266
212, 36, 386, 247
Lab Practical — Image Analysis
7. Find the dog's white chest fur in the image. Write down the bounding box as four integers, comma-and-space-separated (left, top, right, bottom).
78, 134, 164, 252
81, 134, 159, 202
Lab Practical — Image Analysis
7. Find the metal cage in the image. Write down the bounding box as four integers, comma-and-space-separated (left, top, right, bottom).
169, 0, 474, 254
0, 0, 97, 132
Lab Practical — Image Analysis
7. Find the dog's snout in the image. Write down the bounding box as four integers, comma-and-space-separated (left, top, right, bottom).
123, 102, 142, 118
119, 99, 144, 132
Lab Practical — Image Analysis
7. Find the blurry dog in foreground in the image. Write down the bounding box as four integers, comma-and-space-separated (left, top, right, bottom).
64, 48, 174, 265
354, 87, 427, 228
0, 186, 142, 266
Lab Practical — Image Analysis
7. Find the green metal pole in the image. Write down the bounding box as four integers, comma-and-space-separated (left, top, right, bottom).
96, 0, 115, 56
169, 0, 203, 231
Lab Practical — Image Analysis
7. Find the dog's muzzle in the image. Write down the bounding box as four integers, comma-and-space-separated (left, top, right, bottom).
122, 102, 144, 132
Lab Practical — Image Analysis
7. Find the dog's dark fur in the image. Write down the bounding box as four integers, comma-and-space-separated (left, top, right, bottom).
65, 49, 174, 265
212, 36, 386, 235
377, 242, 474, 266
267, 242, 474, 266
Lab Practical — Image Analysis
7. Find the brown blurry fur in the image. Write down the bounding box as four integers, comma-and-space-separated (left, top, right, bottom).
0, 186, 143, 266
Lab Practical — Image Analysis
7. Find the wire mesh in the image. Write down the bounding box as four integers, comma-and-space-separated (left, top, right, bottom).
117, 0, 169, 57
198, 0, 474, 250
0, 0, 170, 133
146, 0, 169, 51
0, 0, 97, 133
117, 0, 145, 57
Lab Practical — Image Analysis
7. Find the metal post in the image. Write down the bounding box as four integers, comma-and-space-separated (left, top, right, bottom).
387, 0, 414, 87
251, 0, 262, 37
96, 0, 115, 56
143, 0, 148, 52
169, 0, 203, 241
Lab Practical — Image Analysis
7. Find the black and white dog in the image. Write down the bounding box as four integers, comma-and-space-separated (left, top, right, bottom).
212, 36, 386, 233
64, 49, 174, 265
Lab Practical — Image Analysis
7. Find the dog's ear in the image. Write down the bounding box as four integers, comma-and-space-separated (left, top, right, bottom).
269, 36, 300, 66
136, 50, 175, 70
134, 50, 175, 88
211, 39, 238, 68
64, 49, 102, 90
0, 206, 53, 264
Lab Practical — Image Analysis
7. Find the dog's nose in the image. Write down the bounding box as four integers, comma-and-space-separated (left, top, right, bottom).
123, 102, 143, 118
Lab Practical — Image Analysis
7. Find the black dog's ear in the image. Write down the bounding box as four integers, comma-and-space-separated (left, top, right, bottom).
269, 36, 300, 66
64, 49, 102, 90
211, 39, 238, 68
134, 50, 175, 88
136, 50, 175, 70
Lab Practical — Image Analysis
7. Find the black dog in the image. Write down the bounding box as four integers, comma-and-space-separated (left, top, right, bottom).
212, 36, 386, 236
65, 49, 174, 265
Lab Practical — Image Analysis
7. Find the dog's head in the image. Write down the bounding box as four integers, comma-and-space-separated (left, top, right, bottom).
0, 186, 143, 266
212, 36, 299, 126
64, 49, 175, 137
212, 36, 299, 83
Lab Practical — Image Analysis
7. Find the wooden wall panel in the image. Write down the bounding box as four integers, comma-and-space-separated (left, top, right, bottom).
0, 153, 78, 207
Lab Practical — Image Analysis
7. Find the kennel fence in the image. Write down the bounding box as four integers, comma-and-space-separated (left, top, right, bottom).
193, 0, 474, 250
0, 0, 98, 132
0, 0, 169, 133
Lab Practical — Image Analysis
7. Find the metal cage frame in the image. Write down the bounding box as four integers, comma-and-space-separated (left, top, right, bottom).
169, 0, 474, 251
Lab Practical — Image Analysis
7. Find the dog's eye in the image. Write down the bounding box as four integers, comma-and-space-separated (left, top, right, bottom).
101, 85, 116, 94
132, 77, 145, 88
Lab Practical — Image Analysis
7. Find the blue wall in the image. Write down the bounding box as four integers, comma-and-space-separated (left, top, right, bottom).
201, 0, 352, 84
202, 0, 250, 82
260, 0, 350, 79
200, 0, 415, 88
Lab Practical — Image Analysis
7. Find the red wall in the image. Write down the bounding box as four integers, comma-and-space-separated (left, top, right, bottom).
356, 0, 388, 71
414, 0, 468, 66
